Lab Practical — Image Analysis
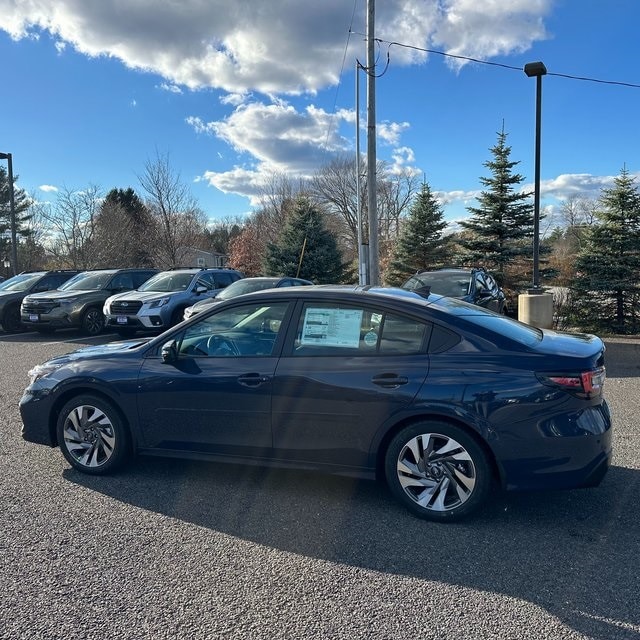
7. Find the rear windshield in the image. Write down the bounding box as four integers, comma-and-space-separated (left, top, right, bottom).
404, 272, 471, 297
431, 296, 543, 346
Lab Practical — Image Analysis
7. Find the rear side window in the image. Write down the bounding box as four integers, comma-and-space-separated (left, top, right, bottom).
292, 303, 429, 356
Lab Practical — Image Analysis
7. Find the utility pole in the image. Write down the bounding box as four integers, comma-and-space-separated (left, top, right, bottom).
355, 61, 369, 285
366, 0, 379, 285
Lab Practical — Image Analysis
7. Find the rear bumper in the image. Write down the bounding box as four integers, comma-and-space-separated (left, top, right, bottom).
498, 402, 613, 491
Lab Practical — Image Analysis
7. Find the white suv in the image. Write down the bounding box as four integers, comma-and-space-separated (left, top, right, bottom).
104, 268, 242, 336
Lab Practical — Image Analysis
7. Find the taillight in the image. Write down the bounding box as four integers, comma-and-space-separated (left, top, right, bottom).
538, 366, 606, 397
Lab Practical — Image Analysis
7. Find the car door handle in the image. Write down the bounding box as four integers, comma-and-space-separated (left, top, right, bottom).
371, 374, 409, 388
237, 373, 270, 388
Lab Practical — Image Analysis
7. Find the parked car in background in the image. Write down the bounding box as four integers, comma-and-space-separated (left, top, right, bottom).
0, 270, 80, 332
103, 268, 243, 336
402, 268, 507, 314
183, 276, 313, 320
21, 268, 157, 335
20, 285, 611, 522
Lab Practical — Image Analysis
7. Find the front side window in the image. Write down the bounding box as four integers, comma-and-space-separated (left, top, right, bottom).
175, 301, 290, 357
293, 303, 428, 356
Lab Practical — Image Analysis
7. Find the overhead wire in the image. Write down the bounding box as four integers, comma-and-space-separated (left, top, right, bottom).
366, 36, 640, 89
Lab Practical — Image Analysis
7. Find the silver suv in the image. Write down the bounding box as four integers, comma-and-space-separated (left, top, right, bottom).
103, 268, 242, 336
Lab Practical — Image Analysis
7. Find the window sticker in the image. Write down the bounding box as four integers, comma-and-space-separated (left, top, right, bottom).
301, 308, 363, 347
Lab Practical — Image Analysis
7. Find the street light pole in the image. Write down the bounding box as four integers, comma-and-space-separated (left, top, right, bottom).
0, 151, 17, 275
523, 62, 547, 292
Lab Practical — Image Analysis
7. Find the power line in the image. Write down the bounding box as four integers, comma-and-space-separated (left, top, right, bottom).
349, 34, 640, 89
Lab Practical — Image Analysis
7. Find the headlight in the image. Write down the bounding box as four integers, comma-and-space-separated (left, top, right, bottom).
27, 362, 63, 385
60, 297, 79, 306
149, 297, 170, 308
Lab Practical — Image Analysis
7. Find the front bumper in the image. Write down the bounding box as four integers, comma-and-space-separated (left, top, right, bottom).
19, 387, 57, 447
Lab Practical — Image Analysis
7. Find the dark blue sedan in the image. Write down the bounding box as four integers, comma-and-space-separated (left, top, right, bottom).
19, 286, 612, 522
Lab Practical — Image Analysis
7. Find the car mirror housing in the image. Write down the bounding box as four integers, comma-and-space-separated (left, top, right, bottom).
161, 339, 178, 364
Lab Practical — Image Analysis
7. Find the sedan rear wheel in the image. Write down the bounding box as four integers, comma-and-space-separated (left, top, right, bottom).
385, 421, 492, 521
56, 394, 130, 474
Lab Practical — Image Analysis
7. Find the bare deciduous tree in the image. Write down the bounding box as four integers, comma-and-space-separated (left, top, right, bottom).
35, 185, 103, 269
139, 152, 208, 268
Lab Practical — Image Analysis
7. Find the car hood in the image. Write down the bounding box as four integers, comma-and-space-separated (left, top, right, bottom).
26, 289, 96, 301
191, 297, 223, 311
46, 338, 152, 366
108, 290, 178, 303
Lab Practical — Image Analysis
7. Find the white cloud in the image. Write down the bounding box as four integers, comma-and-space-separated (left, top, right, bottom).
158, 82, 183, 94
38, 184, 58, 193
189, 100, 354, 182
0, 1, 552, 94
378, 122, 410, 146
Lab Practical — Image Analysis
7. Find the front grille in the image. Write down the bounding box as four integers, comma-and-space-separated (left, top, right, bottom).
22, 299, 59, 314
111, 300, 143, 315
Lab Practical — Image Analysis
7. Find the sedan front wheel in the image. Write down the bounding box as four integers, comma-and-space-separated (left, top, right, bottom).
56, 394, 130, 474
385, 421, 492, 522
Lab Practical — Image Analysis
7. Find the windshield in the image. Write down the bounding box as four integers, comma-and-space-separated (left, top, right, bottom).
60, 271, 114, 291
217, 279, 279, 300
404, 272, 472, 297
138, 272, 194, 292
0, 273, 45, 292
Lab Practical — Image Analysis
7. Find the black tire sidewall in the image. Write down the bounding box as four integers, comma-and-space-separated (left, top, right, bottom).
82, 307, 104, 335
385, 421, 492, 522
56, 394, 130, 475
2, 304, 22, 332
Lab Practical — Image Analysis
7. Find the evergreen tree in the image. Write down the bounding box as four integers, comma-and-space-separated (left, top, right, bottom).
263, 196, 351, 283
571, 167, 640, 334
459, 128, 535, 289
93, 188, 155, 267
385, 181, 451, 286
0, 166, 33, 264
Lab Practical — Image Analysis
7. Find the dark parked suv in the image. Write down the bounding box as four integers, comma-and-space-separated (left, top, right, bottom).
21, 268, 157, 335
402, 268, 507, 314
0, 270, 80, 332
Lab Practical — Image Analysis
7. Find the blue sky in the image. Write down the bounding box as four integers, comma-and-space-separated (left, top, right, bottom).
1, 0, 639, 230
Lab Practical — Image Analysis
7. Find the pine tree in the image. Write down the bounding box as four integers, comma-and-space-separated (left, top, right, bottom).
0, 166, 33, 263
459, 128, 534, 289
385, 181, 451, 286
263, 196, 351, 283
571, 167, 640, 334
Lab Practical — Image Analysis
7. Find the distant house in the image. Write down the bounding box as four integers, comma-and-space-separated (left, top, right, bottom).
177, 248, 229, 268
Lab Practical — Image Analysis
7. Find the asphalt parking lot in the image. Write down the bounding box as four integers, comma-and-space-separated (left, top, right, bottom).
1, 330, 639, 640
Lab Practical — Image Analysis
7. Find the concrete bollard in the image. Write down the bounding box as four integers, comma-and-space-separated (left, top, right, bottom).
518, 292, 554, 329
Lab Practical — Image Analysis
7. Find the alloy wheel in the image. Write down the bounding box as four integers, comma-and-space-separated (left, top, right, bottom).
395, 432, 477, 513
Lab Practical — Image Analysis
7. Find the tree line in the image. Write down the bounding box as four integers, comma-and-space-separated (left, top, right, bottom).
2, 136, 639, 334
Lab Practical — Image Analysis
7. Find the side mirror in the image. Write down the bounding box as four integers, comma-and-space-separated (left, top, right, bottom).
161, 339, 178, 364
195, 285, 207, 295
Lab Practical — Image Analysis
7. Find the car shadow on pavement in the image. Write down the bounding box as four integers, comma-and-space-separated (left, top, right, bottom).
66, 458, 639, 640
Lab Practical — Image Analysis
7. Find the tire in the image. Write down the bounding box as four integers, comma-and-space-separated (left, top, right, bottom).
170, 307, 186, 327
1, 304, 22, 332
56, 394, 131, 475
384, 421, 492, 522
81, 307, 104, 336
